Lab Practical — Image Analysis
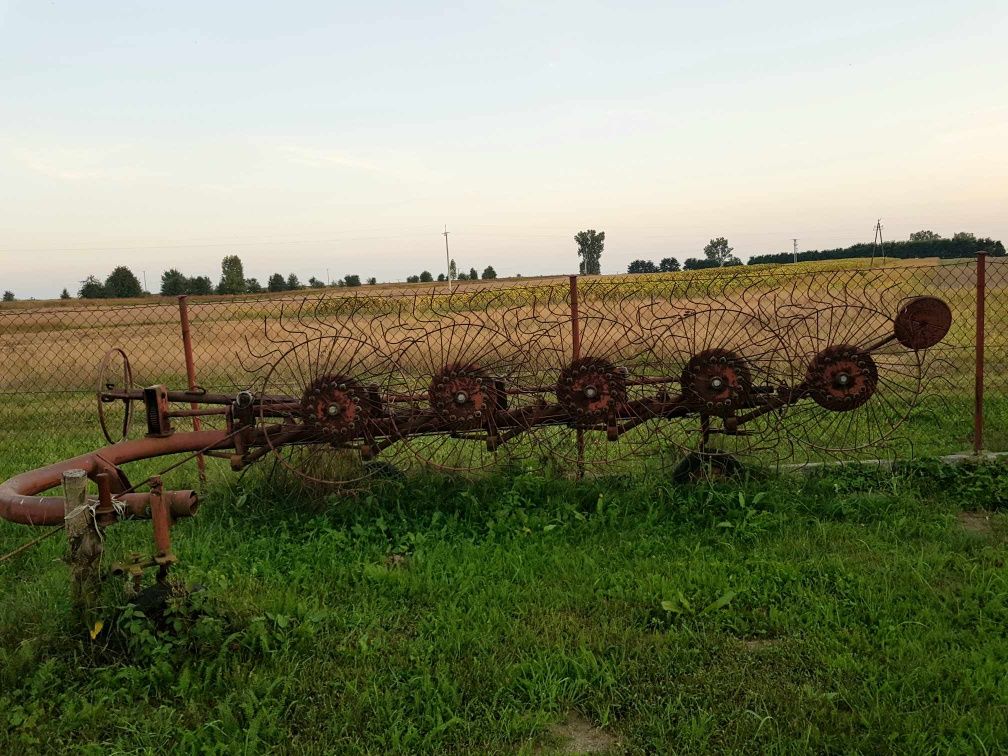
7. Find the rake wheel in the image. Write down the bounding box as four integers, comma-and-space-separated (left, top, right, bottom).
780, 303, 923, 456
259, 335, 397, 489
647, 308, 790, 461
387, 321, 525, 473
523, 315, 661, 477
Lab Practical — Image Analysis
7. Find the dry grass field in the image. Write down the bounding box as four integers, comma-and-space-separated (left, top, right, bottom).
0, 255, 1003, 472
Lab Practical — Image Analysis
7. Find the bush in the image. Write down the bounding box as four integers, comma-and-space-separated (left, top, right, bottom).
628, 259, 658, 274
104, 266, 143, 298
78, 275, 106, 299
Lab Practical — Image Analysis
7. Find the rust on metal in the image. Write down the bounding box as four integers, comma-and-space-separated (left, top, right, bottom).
177, 295, 207, 483
975, 253, 986, 454
894, 296, 953, 351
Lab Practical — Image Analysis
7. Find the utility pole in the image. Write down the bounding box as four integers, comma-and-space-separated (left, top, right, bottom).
871, 219, 884, 264
443, 225, 451, 293
792, 239, 798, 264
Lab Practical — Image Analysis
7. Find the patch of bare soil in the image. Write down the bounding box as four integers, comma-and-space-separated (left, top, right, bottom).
542, 712, 619, 754
958, 511, 993, 535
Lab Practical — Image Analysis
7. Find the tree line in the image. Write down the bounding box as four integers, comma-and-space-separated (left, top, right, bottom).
626, 237, 742, 274
404, 261, 497, 284
62, 255, 501, 300
747, 231, 1004, 266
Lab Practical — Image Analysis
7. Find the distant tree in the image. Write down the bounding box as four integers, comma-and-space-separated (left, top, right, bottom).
457, 272, 469, 281
468, 267, 478, 280
703, 237, 735, 266
723, 255, 743, 267
335, 280, 346, 287
160, 268, 189, 296
267, 273, 286, 292
419, 271, 433, 283
575, 229, 604, 275
481, 265, 497, 280
79, 275, 106, 298
245, 278, 263, 294
217, 255, 246, 295
953, 231, 976, 242
683, 257, 719, 271
60, 288, 71, 300
627, 259, 658, 274
437, 273, 446, 282
367, 276, 377, 285
448, 259, 457, 281
659, 257, 680, 272
188, 276, 213, 295
344, 274, 361, 287
104, 266, 143, 298
308, 276, 324, 289
406, 275, 420, 283
285, 273, 302, 290
2, 290, 14, 302
909, 230, 942, 242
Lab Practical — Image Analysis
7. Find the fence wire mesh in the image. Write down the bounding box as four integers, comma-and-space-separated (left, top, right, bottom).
0, 258, 1001, 482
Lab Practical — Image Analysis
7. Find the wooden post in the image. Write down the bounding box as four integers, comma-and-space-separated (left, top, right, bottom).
63, 469, 102, 623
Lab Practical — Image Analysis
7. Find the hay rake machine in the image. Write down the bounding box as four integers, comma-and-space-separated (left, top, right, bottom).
0, 286, 951, 583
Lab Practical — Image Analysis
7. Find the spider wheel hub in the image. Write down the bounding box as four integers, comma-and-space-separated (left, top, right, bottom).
429, 364, 496, 424
300, 374, 368, 439
557, 357, 627, 423
805, 346, 878, 411
680, 349, 751, 416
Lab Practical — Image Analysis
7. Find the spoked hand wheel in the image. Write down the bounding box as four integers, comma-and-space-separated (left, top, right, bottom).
259, 335, 399, 489
97, 347, 134, 443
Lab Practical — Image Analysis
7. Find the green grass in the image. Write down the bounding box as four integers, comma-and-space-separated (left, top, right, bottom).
2, 459, 1007, 753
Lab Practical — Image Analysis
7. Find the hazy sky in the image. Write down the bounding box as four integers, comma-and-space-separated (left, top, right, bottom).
2, 1, 1006, 298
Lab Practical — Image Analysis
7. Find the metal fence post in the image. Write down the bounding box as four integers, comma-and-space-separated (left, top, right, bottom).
569, 275, 584, 478
177, 295, 207, 484
974, 252, 987, 455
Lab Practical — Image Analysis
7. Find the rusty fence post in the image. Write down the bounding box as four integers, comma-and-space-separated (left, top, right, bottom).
177, 295, 207, 485
569, 275, 585, 479
63, 469, 102, 625
974, 252, 987, 455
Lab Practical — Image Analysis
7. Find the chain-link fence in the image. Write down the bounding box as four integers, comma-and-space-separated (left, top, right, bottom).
0, 257, 1001, 481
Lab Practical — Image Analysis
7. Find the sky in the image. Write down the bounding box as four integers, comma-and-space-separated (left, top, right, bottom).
1, 0, 1006, 299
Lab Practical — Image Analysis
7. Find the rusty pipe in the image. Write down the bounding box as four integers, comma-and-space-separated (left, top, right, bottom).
0, 430, 233, 526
